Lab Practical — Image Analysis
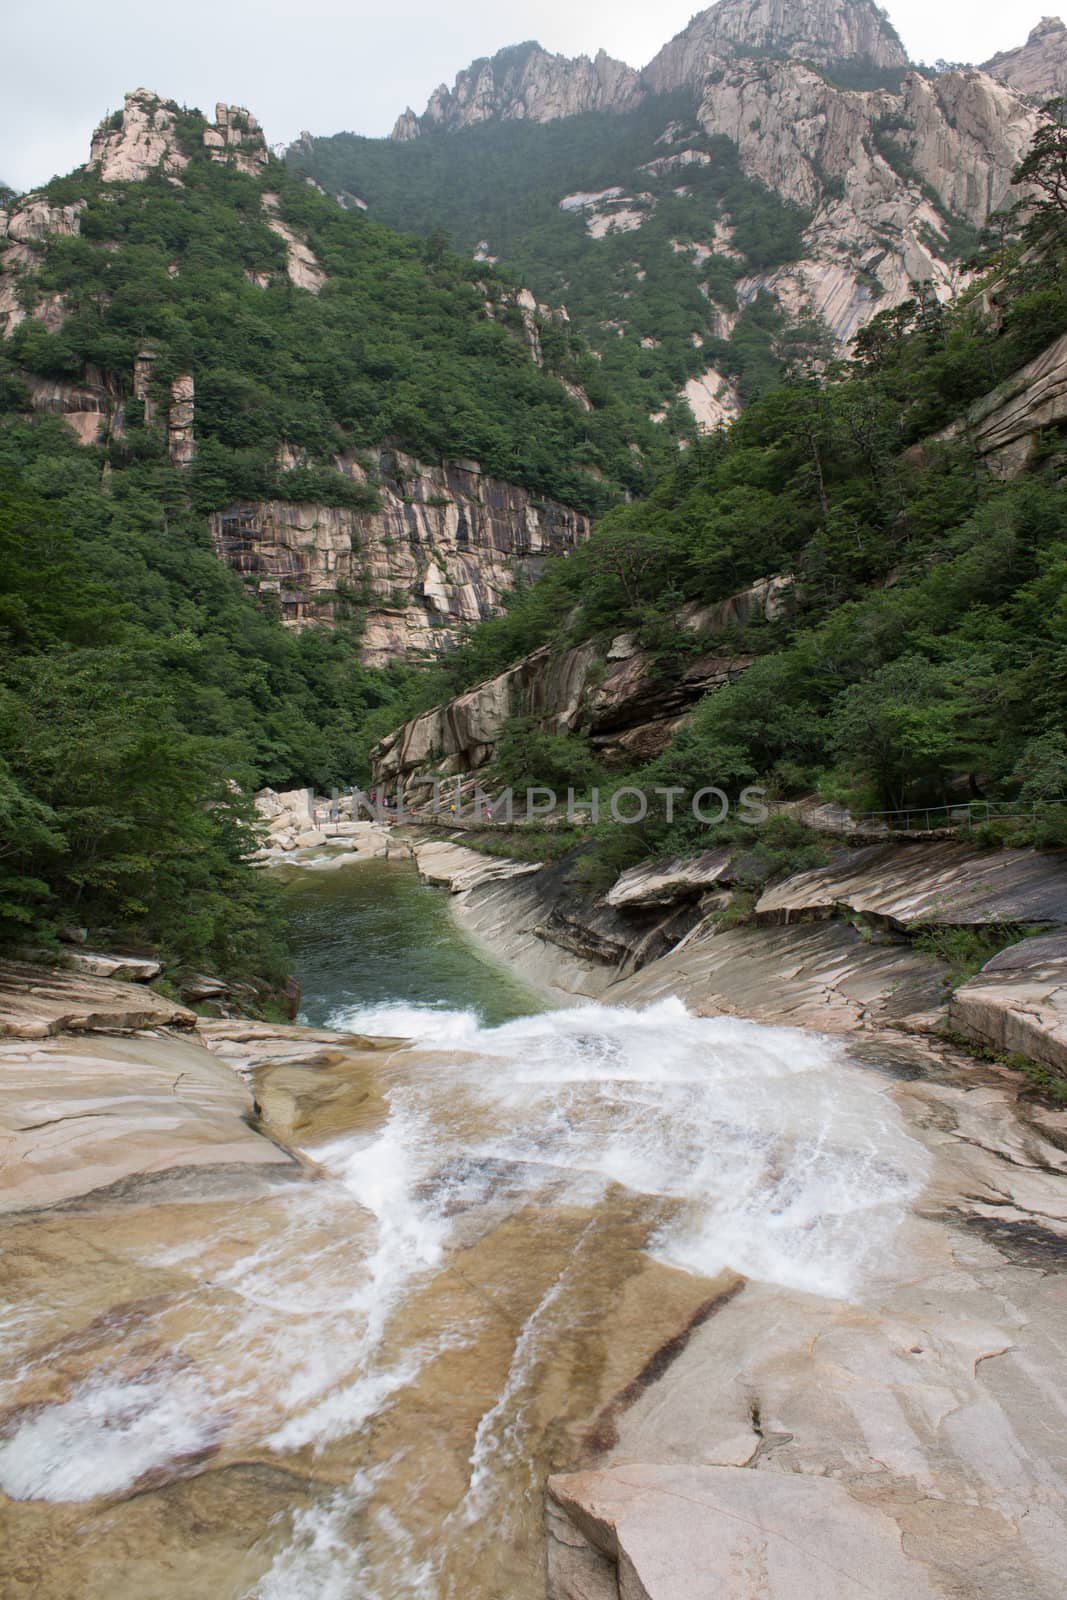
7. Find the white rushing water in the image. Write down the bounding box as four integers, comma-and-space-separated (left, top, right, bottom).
0, 995, 929, 1600
322, 995, 926, 1301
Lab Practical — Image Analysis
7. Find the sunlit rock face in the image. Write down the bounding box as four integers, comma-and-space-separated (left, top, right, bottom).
983, 16, 1067, 102
643, 0, 908, 95
208, 450, 591, 661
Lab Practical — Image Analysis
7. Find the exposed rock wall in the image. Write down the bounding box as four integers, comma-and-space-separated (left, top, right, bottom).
939, 327, 1067, 476
643, 0, 908, 95
89, 88, 190, 181
399, 43, 643, 137
209, 449, 591, 660
89, 90, 271, 184
202, 102, 269, 176
951, 932, 1067, 1071
697, 61, 1038, 347
372, 578, 789, 782
983, 16, 1067, 101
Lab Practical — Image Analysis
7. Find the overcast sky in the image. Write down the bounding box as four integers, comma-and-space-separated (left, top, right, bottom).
2, 0, 1040, 192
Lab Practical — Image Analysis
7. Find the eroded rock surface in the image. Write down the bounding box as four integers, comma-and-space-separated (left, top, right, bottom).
0, 960, 195, 1039
210, 450, 590, 656
755, 841, 1067, 929
547, 1035, 1067, 1600
0, 1029, 296, 1211
951, 931, 1067, 1071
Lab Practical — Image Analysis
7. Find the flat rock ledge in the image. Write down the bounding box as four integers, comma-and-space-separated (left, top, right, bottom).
0, 959, 196, 1038
0, 1029, 298, 1212
414, 838, 544, 894
755, 842, 1067, 930
547, 1464, 945, 1600
951, 931, 1067, 1072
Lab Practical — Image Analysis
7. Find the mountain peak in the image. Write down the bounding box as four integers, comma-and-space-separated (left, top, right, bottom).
983, 14, 1067, 100
393, 0, 909, 139
644, 0, 908, 94
89, 89, 269, 182
397, 40, 643, 137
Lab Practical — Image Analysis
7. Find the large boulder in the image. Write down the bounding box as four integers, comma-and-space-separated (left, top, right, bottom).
950, 931, 1067, 1073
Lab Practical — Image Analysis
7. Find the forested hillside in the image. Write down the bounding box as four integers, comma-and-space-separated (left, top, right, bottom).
3, 109, 651, 511
288, 91, 815, 422
2, 91, 1065, 991
366, 157, 1067, 872
0, 91, 644, 978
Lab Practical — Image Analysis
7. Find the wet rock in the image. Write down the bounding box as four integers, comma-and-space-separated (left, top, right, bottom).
611, 919, 948, 1033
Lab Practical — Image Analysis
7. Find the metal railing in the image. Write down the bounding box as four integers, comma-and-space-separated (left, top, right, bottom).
855, 799, 1067, 833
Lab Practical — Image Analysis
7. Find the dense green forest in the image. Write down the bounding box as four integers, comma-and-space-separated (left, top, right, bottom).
360, 167, 1067, 871
1, 98, 1065, 988
0, 95, 663, 980
288, 86, 819, 420
6, 111, 652, 512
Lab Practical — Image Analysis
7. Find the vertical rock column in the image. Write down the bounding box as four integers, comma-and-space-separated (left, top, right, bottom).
133, 349, 157, 426
168, 375, 195, 468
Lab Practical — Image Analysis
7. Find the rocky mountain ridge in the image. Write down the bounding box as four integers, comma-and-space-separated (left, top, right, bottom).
392, 41, 643, 140
395, 0, 910, 137
983, 16, 1067, 101
392, 3, 1067, 141
293, 5, 1054, 438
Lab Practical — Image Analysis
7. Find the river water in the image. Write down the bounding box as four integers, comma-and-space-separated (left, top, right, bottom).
0, 857, 930, 1598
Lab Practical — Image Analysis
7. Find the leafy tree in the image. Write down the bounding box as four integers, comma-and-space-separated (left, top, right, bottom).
1013, 98, 1067, 238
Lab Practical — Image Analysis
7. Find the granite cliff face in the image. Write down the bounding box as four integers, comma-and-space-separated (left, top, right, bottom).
983, 17, 1067, 101
1, 90, 597, 662
209, 450, 591, 663
396, 41, 643, 138
696, 60, 1038, 344
643, 0, 908, 95
397, 1, 909, 136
